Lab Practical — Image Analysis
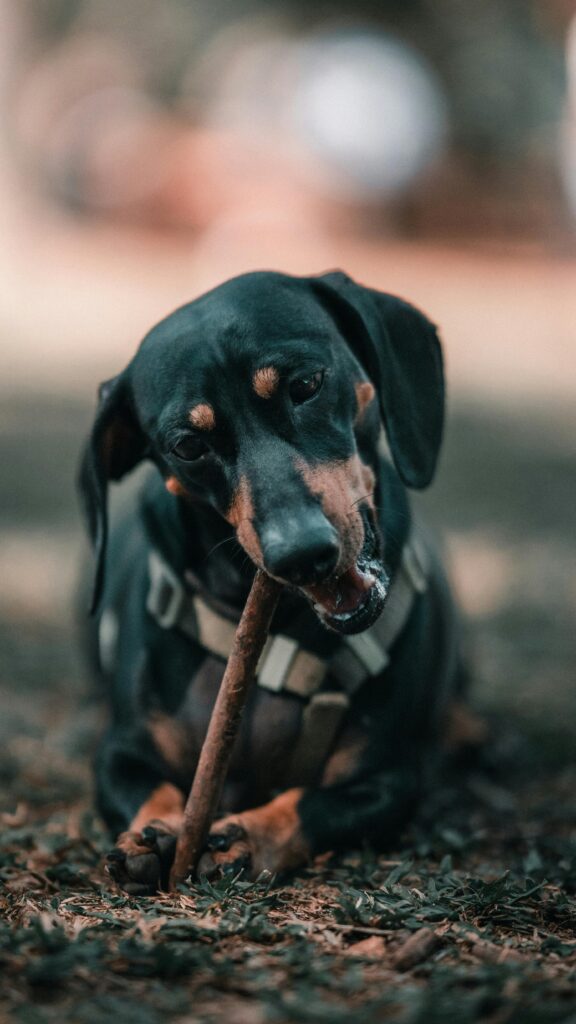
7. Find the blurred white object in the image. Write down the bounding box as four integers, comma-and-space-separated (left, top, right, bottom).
288, 30, 448, 199
199, 24, 448, 202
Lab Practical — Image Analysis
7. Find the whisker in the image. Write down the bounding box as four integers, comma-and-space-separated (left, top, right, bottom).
350, 493, 373, 508
204, 535, 237, 561
240, 554, 255, 574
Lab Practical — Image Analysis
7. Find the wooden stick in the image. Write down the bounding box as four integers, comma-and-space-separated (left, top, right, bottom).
169, 569, 283, 889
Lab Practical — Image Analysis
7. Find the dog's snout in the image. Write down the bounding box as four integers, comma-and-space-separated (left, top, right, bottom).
261, 521, 340, 586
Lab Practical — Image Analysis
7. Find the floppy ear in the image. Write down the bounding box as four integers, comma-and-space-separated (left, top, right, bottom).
78, 373, 146, 613
312, 271, 444, 489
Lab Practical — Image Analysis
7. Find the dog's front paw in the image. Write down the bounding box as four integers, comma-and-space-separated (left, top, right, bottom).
197, 790, 309, 881
106, 826, 177, 895
197, 819, 254, 880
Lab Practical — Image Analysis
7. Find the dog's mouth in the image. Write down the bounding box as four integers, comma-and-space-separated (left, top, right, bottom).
301, 510, 389, 635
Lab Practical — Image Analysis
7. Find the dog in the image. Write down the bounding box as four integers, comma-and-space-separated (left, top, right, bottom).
79, 270, 464, 895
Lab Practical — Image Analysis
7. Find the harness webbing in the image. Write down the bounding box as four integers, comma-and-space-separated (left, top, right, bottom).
100, 534, 429, 785
146, 534, 427, 698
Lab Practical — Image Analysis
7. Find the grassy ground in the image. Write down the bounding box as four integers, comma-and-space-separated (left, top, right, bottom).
0, 395, 574, 1023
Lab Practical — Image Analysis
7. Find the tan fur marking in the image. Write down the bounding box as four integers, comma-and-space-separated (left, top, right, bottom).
114, 832, 151, 858
253, 366, 280, 399
128, 782, 185, 834
165, 475, 188, 497
225, 475, 263, 565
189, 403, 215, 431
206, 788, 309, 875
296, 455, 376, 575
354, 381, 376, 422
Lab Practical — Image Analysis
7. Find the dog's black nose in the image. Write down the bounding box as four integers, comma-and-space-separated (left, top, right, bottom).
261, 522, 340, 585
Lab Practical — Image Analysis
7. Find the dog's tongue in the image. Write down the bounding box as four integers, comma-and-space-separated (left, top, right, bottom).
304, 563, 375, 619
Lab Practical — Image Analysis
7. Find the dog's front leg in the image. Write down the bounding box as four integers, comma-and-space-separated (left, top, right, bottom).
198, 767, 422, 879
197, 788, 310, 878
107, 782, 186, 895
97, 730, 189, 894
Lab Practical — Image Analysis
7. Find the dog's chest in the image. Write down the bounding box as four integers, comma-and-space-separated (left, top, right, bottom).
165, 655, 307, 810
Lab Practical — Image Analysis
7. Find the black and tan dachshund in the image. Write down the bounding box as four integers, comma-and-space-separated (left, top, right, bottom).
79, 270, 465, 895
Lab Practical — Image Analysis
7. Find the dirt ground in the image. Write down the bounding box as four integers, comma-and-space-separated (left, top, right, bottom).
0, 243, 575, 1022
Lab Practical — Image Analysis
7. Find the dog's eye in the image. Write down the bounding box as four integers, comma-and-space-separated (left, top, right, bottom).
289, 371, 324, 405
171, 436, 209, 462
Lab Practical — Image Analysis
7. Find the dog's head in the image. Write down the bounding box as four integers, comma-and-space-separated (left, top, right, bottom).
79, 271, 444, 634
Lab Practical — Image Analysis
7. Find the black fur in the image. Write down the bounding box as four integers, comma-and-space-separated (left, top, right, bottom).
78, 270, 461, 886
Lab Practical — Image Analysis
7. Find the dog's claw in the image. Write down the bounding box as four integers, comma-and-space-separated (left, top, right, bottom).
106, 848, 126, 863
206, 833, 230, 852
199, 821, 252, 879
222, 852, 251, 875
206, 823, 246, 852
197, 850, 251, 880
141, 825, 159, 847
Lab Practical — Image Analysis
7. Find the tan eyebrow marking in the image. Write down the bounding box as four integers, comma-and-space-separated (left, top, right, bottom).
165, 475, 188, 497
354, 381, 376, 422
189, 403, 215, 430
253, 366, 280, 399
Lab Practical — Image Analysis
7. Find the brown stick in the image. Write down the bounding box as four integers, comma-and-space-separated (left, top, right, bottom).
169, 569, 283, 888
391, 928, 440, 971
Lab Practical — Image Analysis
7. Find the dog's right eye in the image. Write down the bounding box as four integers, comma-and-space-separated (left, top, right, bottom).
289, 370, 324, 405
171, 437, 209, 462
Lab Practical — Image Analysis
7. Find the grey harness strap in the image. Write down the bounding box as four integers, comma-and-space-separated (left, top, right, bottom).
145, 534, 429, 781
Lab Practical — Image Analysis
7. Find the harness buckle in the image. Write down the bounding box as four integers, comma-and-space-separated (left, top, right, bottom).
147, 551, 186, 630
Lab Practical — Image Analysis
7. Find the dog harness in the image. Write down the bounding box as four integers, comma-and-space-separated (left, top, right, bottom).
143, 532, 429, 783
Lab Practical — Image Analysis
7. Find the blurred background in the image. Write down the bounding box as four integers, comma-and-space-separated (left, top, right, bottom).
0, 0, 575, 814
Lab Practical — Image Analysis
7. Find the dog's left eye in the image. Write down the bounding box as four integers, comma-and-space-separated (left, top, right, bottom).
289, 371, 324, 405
171, 437, 209, 462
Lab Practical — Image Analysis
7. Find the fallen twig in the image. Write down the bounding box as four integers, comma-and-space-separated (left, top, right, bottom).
170, 570, 283, 888
391, 927, 440, 970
